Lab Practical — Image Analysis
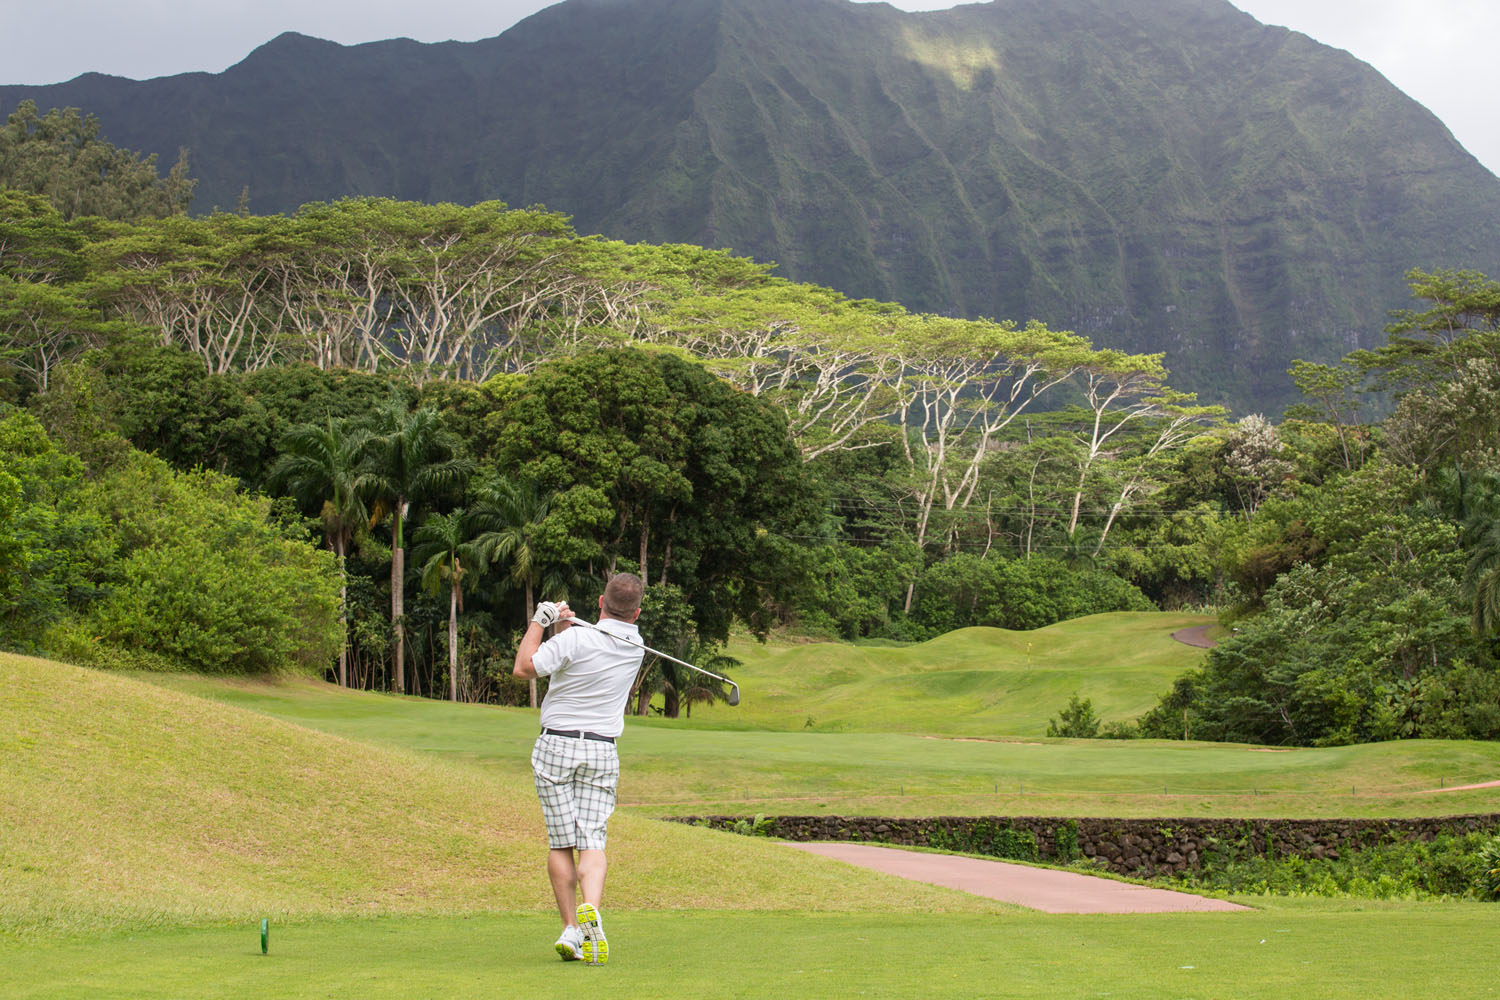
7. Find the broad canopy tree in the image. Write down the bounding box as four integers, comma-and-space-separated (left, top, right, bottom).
490, 348, 817, 647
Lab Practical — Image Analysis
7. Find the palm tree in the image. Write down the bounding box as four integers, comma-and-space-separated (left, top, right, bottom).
268, 417, 371, 687
361, 397, 469, 694
634, 643, 739, 719
1464, 512, 1500, 637
679, 649, 740, 719
411, 507, 502, 702
478, 476, 568, 707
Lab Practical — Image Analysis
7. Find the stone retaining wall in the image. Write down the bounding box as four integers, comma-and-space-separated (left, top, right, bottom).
671, 814, 1500, 877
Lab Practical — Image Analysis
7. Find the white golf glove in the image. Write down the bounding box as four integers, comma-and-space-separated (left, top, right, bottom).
531, 601, 560, 628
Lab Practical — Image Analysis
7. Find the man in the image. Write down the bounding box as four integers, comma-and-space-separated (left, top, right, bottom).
513, 572, 645, 966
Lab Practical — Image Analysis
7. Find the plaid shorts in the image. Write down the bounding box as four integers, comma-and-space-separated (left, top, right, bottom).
531, 733, 620, 851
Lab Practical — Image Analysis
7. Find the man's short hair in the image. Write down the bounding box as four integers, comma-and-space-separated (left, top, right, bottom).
603, 573, 643, 618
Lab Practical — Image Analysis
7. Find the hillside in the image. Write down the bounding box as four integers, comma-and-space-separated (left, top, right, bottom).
4, 0, 1497, 410
706, 612, 1213, 735
0, 652, 980, 936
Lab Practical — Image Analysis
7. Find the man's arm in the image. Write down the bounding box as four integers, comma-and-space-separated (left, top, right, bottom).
513, 621, 546, 679
513, 601, 573, 679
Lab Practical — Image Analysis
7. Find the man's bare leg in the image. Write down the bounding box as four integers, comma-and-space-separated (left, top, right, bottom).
547, 848, 579, 927
575, 849, 609, 964
577, 848, 607, 906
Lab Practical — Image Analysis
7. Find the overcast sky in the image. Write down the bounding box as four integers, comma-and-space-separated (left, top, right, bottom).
2, 0, 1495, 176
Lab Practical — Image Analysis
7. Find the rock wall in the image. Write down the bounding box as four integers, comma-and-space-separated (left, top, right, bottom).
671, 814, 1500, 877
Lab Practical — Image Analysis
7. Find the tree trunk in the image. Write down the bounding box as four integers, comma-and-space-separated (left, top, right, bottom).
634, 656, 655, 715
525, 579, 537, 708
336, 539, 348, 687
392, 501, 407, 694
448, 577, 459, 702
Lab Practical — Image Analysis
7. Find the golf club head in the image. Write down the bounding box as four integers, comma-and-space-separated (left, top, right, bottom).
727, 685, 740, 706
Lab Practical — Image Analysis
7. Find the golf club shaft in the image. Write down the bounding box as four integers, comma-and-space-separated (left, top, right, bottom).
563, 616, 740, 696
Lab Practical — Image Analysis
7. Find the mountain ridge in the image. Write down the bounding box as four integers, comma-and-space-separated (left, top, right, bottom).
3, 0, 1497, 410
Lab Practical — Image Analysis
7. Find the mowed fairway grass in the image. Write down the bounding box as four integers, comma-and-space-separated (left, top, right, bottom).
142, 613, 1500, 819
5, 611, 1500, 999
707, 612, 1218, 736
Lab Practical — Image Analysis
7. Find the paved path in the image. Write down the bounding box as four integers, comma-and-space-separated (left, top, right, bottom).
1170, 624, 1219, 648
786, 842, 1248, 914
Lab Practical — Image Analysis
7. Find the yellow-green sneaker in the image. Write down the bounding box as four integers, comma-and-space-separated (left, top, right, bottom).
575, 903, 608, 966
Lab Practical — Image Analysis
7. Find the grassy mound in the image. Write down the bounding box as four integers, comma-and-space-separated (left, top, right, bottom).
0, 653, 987, 938
700, 612, 1215, 735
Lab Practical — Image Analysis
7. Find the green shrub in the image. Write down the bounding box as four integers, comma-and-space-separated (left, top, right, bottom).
0, 409, 112, 651
1054, 819, 1081, 862
1176, 831, 1494, 901
912, 553, 1153, 634
730, 814, 774, 837
929, 819, 1038, 862
82, 453, 342, 674
1478, 836, 1500, 901
1047, 694, 1101, 738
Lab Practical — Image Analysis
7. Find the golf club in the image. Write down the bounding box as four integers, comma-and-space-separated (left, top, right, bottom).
562, 615, 741, 706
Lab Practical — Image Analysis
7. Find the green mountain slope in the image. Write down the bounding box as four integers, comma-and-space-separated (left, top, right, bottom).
4, 0, 1497, 410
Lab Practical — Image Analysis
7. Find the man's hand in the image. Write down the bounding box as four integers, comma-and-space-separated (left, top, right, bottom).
532, 600, 574, 628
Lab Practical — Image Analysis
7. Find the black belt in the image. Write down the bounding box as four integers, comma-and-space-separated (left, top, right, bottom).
542, 727, 616, 743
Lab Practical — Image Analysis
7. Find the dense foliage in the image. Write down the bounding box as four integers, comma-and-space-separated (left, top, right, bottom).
5, 131, 1499, 737
2, 179, 1202, 709
0, 409, 341, 673
0, 101, 194, 221
1134, 269, 1500, 745
1171, 831, 1500, 903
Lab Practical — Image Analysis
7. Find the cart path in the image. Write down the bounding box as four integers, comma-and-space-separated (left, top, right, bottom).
785, 842, 1249, 914
1422, 778, 1500, 793
1170, 624, 1219, 648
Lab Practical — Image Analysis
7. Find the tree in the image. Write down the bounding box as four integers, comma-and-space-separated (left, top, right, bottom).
1287, 360, 1367, 471
0, 189, 116, 398
1464, 512, 1500, 638
1139, 462, 1495, 745
0, 408, 110, 648
646, 282, 908, 459
631, 583, 739, 718
1061, 351, 1176, 535
477, 476, 573, 707
1047, 695, 1101, 738
0, 101, 196, 221
86, 212, 287, 374
1223, 415, 1294, 517
361, 396, 468, 693
890, 315, 1092, 609
411, 506, 502, 702
268, 417, 373, 686
493, 349, 816, 645
0, 276, 114, 392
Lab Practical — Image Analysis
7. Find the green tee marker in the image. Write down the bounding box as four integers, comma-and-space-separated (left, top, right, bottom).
260, 918, 268, 955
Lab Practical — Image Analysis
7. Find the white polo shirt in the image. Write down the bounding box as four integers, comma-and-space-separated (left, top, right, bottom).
533, 618, 645, 738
